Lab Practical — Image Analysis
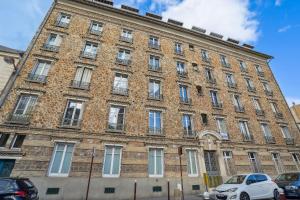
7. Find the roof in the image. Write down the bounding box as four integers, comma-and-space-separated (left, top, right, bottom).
0, 44, 24, 55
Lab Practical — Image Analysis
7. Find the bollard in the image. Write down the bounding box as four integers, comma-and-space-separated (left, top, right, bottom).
167, 180, 170, 200
134, 180, 137, 200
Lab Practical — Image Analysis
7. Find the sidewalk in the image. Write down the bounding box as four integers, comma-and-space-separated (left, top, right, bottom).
138, 194, 204, 200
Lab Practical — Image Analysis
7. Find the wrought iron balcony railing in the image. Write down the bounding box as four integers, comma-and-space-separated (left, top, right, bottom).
116, 57, 131, 66
255, 109, 265, 116
243, 134, 254, 142
227, 82, 237, 89
177, 70, 188, 77
120, 36, 133, 43
206, 78, 217, 84
108, 123, 124, 131
27, 73, 47, 83
202, 57, 211, 63
148, 93, 163, 100
8, 113, 31, 124
174, 49, 184, 56
265, 90, 273, 96
71, 80, 90, 90
247, 86, 256, 93
112, 86, 129, 96
61, 118, 82, 128
42, 44, 60, 52
285, 138, 295, 145
264, 136, 276, 144
148, 127, 163, 135
180, 97, 192, 105
212, 102, 223, 109
90, 29, 102, 36
275, 112, 284, 119
81, 51, 97, 60
234, 105, 245, 113
148, 42, 160, 50
183, 129, 196, 137
148, 64, 162, 72
56, 21, 69, 28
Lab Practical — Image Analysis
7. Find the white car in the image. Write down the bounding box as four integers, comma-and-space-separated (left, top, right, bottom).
214, 173, 280, 200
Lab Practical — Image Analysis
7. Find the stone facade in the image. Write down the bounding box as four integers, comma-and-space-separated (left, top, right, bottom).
290, 103, 300, 129
0, 0, 299, 199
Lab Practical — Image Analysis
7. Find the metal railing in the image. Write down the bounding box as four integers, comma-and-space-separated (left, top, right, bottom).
42, 43, 60, 52
180, 97, 192, 104
206, 77, 217, 84
116, 57, 131, 66
27, 73, 47, 83
120, 36, 133, 43
174, 49, 184, 56
112, 86, 129, 96
183, 129, 196, 137
243, 134, 254, 142
220, 132, 230, 140
257, 71, 265, 77
108, 123, 124, 131
148, 127, 163, 135
177, 70, 188, 77
264, 136, 276, 144
90, 29, 102, 36
202, 57, 211, 63
247, 86, 256, 92
222, 62, 231, 68
212, 102, 223, 109
8, 113, 30, 124
234, 105, 245, 113
56, 21, 69, 28
148, 42, 160, 50
227, 82, 237, 89
71, 80, 90, 90
148, 93, 163, 100
265, 90, 273, 96
255, 109, 265, 116
81, 51, 97, 60
240, 68, 248, 73
148, 64, 162, 72
275, 112, 284, 119
285, 138, 295, 145
61, 118, 82, 128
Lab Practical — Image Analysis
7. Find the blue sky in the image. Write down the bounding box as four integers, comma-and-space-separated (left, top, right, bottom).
0, 0, 299, 105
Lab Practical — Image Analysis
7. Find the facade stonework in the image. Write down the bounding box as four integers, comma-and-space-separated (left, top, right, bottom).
0, 0, 299, 199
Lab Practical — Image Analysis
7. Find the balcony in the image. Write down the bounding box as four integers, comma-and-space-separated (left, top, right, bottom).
148, 42, 160, 50
8, 113, 30, 124
148, 64, 162, 72
119, 36, 133, 43
234, 105, 245, 113
56, 21, 69, 28
264, 136, 276, 144
112, 86, 129, 96
243, 134, 254, 142
255, 109, 265, 116
257, 71, 265, 77
61, 118, 82, 128
240, 68, 248, 73
180, 97, 192, 105
148, 127, 163, 135
177, 70, 188, 78
247, 86, 256, 93
42, 43, 60, 52
206, 78, 217, 84
27, 73, 47, 83
212, 102, 223, 109
275, 112, 284, 119
148, 93, 163, 100
108, 123, 124, 132
90, 29, 102, 36
285, 138, 295, 145
220, 132, 229, 140
222, 62, 231, 68
71, 80, 90, 90
183, 129, 196, 138
81, 51, 97, 60
174, 49, 184, 56
227, 82, 237, 89
116, 57, 131, 66
265, 90, 273, 96
202, 57, 211, 63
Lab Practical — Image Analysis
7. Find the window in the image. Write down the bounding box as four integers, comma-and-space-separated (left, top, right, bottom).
196, 85, 203, 96
239, 121, 252, 141
72, 67, 92, 90
108, 105, 125, 131
262, 82, 273, 96
280, 126, 292, 139
179, 85, 190, 103
186, 149, 198, 176
120, 29, 133, 43
210, 90, 221, 108
226, 74, 236, 88
239, 60, 248, 72
56, 13, 70, 27
201, 49, 210, 62
148, 148, 163, 177
272, 153, 284, 174
201, 113, 208, 125
253, 98, 262, 111
113, 73, 128, 95
255, 174, 268, 182
255, 65, 264, 76
12, 95, 38, 122
11, 134, 26, 149
182, 114, 193, 136
103, 145, 122, 177
149, 111, 162, 134
220, 55, 230, 67
44, 33, 62, 51
28, 60, 51, 82
248, 152, 261, 173
62, 100, 83, 127
216, 118, 229, 140
232, 94, 244, 112
245, 78, 255, 92
176, 61, 186, 76
117, 49, 131, 65
291, 153, 300, 170
90, 21, 103, 35
0, 133, 9, 147
175, 42, 183, 54
270, 102, 283, 118
82, 42, 98, 59
149, 36, 160, 49
49, 143, 74, 176
149, 80, 161, 100
223, 151, 236, 176
205, 68, 215, 83
261, 123, 273, 137
149, 55, 160, 71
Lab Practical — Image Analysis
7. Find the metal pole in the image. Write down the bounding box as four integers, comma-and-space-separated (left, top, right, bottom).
85, 147, 95, 200
134, 180, 137, 200
179, 154, 184, 200
167, 180, 170, 200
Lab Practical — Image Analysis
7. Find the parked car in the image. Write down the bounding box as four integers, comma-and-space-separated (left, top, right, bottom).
214, 173, 280, 200
0, 178, 39, 200
274, 172, 300, 199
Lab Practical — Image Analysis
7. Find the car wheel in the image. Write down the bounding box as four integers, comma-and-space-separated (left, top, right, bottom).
273, 189, 280, 200
240, 192, 250, 200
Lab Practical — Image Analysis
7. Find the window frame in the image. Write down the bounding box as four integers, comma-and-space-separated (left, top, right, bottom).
148, 147, 164, 178
186, 149, 199, 177
102, 145, 123, 178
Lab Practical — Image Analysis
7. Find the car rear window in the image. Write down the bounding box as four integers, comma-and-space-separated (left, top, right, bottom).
0, 180, 18, 194
17, 179, 34, 189
276, 173, 300, 181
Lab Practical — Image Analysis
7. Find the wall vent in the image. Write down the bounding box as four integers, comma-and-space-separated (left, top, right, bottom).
104, 187, 115, 193
46, 188, 60, 195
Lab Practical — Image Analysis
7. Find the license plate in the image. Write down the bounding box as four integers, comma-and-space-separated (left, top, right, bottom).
217, 194, 225, 197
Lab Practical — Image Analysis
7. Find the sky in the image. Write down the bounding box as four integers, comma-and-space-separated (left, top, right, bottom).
0, 0, 299, 105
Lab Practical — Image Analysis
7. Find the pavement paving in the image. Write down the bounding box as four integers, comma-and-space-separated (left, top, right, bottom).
137, 194, 204, 200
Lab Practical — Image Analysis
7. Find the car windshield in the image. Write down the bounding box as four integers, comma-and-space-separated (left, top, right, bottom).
225, 175, 247, 184
275, 173, 300, 182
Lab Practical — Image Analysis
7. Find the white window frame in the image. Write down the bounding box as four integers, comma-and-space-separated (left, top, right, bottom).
10, 134, 26, 150
291, 153, 300, 170
271, 153, 285, 174
148, 147, 164, 178
252, 98, 262, 111
102, 145, 123, 178
216, 117, 229, 140
149, 110, 162, 134
186, 149, 199, 177
239, 121, 251, 139
280, 126, 291, 139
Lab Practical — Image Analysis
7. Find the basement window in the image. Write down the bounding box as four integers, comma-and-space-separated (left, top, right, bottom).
153, 186, 162, 192
11, 134, 26, 149
0, 133, 10, 147
46, 188, 60, 195
104, 187, 115, 193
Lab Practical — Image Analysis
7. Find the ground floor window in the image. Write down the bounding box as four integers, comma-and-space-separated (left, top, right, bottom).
148, 148, 163, 177
186, 149, 198, 177
223, 151, 236, 176
103, 145, 122, 177
291, 153, 300, 170
271, 153, 285, 174
0, 159, 15, 177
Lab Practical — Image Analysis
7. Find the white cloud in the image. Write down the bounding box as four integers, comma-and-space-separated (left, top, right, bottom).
285, 97, 300, 107
278, 25, 291, 33
161, 0, 259, 42
275, 0, 282, 6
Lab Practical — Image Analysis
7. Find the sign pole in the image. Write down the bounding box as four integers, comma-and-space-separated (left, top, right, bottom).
178, 147, 184, 200
85, 147, 95, 200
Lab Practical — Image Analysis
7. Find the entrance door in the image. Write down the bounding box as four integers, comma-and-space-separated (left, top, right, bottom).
0, 159, 16, 177
204, 151, 222, 187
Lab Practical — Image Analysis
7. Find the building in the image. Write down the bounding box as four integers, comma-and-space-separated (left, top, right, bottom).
290, 103, 300, 129
0, 0, 299, 199
0, 45, 23, 95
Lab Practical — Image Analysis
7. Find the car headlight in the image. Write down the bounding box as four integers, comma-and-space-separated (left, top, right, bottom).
225, 188, 238, 193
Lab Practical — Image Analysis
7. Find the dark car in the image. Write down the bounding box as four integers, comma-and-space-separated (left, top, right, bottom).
0, 178, 39, 200
274, 172, 300, 199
